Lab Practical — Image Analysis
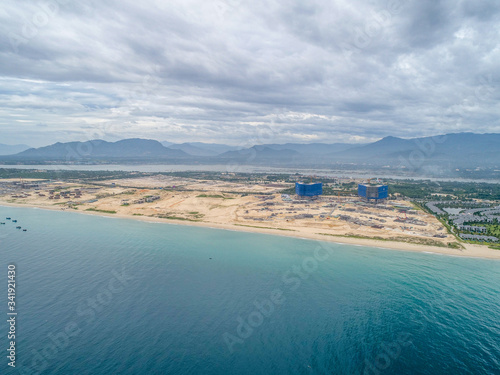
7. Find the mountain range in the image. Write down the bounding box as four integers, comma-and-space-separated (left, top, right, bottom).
11, 139, 187, 161
164, 142, 240, 156
1, 133, 498, 169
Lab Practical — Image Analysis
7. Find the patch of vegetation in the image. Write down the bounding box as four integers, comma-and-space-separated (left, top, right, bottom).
486, 223, 500, 238
120, 190, 136, 195
446, 242, 463, 249
156, 215, 201, 222
95, 193, 113, 199
388, 180, 500, 200
234, 224, 295, 231
196, 194, 234, 199
85, 208, 116, 214
187, 212, 204, 219
0, 168, 153, 181
317, 233, 465, 249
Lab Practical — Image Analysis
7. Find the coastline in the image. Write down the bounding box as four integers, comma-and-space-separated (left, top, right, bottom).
2, 201, 499, 260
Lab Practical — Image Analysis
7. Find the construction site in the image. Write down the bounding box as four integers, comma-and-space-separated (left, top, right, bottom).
0, 173, 458, 249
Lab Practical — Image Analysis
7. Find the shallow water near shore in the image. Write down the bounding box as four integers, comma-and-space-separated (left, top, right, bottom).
1, 205, 500, 374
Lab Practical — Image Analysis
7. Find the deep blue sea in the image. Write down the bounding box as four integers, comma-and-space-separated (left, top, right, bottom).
1, 205, 500, 375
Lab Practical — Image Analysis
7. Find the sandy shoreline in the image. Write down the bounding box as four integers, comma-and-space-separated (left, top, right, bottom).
2, 201, 499, 260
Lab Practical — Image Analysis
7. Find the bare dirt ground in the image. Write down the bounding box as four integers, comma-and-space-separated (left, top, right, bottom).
2, 176, 499, 259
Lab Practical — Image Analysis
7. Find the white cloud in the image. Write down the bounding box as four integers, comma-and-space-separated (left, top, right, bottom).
0, 0, 499, 147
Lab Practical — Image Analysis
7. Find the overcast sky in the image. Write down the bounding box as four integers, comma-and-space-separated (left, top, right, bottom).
1, 0, 499, 147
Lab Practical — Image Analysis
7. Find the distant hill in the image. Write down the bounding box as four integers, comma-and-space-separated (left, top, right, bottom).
13, 139, 188, 161
188, 142, 241, 154
329, 133, 500, 165
217, 145, 300, 162
264, 142, 360, 155
0, 143, 30, 155
167, 142, 241, 156
164, 141, 359, 157
2, 133, 498, 169
330, 136, 414, 159
214, 143, 360, 161
167, 143, 215, 156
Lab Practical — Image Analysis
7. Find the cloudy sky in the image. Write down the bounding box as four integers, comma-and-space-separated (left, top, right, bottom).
1, 0, 499, 147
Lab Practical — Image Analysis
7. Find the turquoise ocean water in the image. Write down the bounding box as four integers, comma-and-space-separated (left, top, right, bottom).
1, 205, 499, 374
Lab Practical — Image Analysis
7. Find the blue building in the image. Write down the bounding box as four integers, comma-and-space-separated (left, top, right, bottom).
295, 182, 323, 197
358, 184, 388, 202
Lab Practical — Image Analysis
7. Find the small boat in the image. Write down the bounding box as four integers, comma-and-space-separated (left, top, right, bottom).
23, 229, 27, 232
16, 226, 21, 229
12, 220, 17, 223
6, 217, 11, 220
0, 222, 5, 225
